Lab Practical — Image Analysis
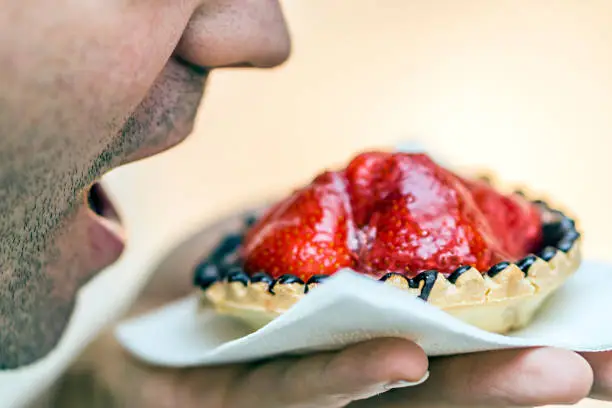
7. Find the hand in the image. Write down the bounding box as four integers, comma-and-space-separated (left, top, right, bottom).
583, 351, 612, 400
49, 336, 598, 408
352, 347, 596, 408
47, 226, 608, 407
52, 334, 428, 407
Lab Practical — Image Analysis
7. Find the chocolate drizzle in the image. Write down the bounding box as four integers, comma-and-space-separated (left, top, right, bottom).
380, 272, 408, 283
412, 270, 438, 301
557, 238, 574, 253
448, 265, 472, 283
516, 255, 538, 275
193, 262, 220, 290
307, 275, 331, 284
269, 274, 304, 294
305, 274, 330, 293
487, 262, 511, 278
250, 272, 274, 285
277, 274, 305, 285
193, 201, 581, 301
226, 267, 249, 287
558, 230, 580, 253
539, 246, 558, 262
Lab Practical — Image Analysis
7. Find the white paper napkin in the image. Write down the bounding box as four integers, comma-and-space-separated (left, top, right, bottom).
116, 258, 612, 367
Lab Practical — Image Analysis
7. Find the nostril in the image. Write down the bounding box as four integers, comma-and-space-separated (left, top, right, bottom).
216, 62, 255, 69
174, 55, 255, 73
173, 56, 210, 75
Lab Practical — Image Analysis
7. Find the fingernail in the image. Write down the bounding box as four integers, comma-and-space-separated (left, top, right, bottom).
384, 371, 430, 390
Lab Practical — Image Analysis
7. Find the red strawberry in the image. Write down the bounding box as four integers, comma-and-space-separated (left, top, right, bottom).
242, 152, 543, 279
461, 178, 542, 259
242, 171, 358, 280
345, 151, 395, 226
360, 154, 511, 276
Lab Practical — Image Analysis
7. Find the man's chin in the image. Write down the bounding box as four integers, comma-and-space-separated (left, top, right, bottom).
0, 195, 128, 369
0, 283, 76, 369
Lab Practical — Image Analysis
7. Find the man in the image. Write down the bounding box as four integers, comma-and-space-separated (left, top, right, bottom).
1, 0, 610, 406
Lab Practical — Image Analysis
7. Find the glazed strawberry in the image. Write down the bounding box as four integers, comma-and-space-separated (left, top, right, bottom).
242, 152, 543, 279
360, 154, 511, 276
461, 178, 542, 259
345, 151, 395, 226
242, 171, 358, 280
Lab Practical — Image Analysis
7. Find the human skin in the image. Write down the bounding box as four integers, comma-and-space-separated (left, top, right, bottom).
1, 0, 610, 406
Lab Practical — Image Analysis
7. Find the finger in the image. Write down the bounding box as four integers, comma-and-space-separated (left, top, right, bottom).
378, 347, 593, 407
224, 338, 429, 408
581, 351, 612, 400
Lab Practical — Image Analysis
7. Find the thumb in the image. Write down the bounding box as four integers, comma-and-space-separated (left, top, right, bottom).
224, 338, 429, 408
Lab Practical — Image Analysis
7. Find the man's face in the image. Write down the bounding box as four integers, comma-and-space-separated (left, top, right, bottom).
0, 0, 290, 368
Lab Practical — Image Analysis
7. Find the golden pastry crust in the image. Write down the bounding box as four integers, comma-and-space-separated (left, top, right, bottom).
203, 236, 580, 333
197, 182, 582, 334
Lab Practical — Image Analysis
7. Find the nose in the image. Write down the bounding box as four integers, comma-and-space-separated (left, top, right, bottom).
175, 0, 291, 69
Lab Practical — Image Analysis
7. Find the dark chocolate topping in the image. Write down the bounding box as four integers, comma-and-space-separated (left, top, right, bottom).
487, 262, 511, 278
564, 229, 581, 242
557, 238, 575, 253
447, 265, 472, 284
268, 274, 304, 294
304, 275, 330, 293
539, 246, 558, 262
542, 221, 566, 245
226, 267, 249, 287
562, 217, 577, 229
193, 261, 220, 290
411, 270, 438, 301
250, 272, 274, 286
516, 255, 538, 275
277, 274, 305, 285
307, 275, 330, 284
380, 272, 408, 283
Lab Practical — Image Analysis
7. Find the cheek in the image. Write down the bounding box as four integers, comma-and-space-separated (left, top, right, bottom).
0, 1, 197, 148
0, 202, 122, 368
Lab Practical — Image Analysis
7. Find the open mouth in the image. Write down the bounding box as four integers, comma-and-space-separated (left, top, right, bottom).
86, 182, 125, 241
88, 183, 121, 222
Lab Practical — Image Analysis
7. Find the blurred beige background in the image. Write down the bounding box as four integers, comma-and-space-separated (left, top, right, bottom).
108, 2, 612, 407
10, 0, 612, 407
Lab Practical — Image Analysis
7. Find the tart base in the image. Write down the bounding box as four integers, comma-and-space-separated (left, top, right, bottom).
202, 238, 581, 334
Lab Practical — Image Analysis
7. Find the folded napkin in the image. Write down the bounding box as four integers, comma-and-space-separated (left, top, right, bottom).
116, 255, 612, 367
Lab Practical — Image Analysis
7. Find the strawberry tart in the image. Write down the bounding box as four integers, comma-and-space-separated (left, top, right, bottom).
194, 152, 581, 334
